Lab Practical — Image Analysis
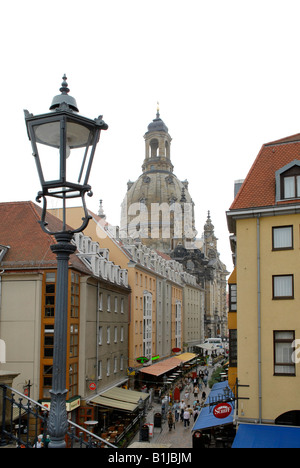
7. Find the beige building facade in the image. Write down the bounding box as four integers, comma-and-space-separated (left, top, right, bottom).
53, 206, 204, 369
0, 202, 130, 419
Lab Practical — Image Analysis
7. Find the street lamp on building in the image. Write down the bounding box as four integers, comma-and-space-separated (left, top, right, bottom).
24, 75, 108, 448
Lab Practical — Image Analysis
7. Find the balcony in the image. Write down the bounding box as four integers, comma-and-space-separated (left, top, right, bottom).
0, 384, 117, 448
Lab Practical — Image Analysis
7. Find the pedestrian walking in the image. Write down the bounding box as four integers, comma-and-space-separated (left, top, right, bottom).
180, 399, 186, 421
193, 407, 199, 422
184, 388, 189, 402
167, 410, 175, 431
193, 385, 199, 399
183, 408, 191, 427
173, 400, 180, 422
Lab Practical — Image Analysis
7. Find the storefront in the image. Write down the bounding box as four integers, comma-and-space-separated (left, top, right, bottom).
192, 381, 236, 448
87, 387, 149, 447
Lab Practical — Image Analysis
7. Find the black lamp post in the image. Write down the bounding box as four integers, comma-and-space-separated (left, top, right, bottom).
24, 75, 108, 448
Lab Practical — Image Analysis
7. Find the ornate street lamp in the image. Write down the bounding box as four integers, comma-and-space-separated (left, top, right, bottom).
24, 75, 108, 448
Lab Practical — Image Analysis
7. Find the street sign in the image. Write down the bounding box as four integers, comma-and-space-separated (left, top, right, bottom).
89, 382, 96, 391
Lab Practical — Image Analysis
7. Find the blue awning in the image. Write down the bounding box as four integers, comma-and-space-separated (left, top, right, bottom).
192, 381, 235, 431
192, 403, 234, 431
232, 423, 300, 448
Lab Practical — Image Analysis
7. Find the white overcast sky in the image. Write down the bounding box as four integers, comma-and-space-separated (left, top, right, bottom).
2, 0, 300, 272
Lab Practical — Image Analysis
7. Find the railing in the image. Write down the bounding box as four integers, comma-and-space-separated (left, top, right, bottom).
0, 384, 116, 448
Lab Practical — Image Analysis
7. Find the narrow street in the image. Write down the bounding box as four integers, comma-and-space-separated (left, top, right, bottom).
129, 364, 218, 449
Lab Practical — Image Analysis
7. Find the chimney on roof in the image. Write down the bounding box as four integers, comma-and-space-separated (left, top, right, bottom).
234, 179, 244, 198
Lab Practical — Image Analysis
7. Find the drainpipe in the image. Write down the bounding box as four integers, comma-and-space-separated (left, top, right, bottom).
257, 216, 262, 423
0, 270, 4, 319
96, 281, 100, 386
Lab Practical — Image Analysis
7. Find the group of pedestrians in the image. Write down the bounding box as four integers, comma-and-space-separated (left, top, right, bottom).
165, 366, 210, 431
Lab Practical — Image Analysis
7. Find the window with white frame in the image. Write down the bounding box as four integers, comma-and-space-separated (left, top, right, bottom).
274, 331, 295, 375
107, 295, 111, 312
107, 358, 110, 376
114, 326, 118, 343
120, 354, 124, 370
99, 292, 103, 311
114, 356, 117, 373
107, 326, 111, 344
114, 296, 118, 312
275, 161, 300, 201
121, 298, 124, 314
98, 326, 103, 345
143, 291, 152, 359
273, 275, 294, 299
175, 300, 182, 349
229, 284, 237, 311
98, 360, 102, 379
120, 326, 124, 342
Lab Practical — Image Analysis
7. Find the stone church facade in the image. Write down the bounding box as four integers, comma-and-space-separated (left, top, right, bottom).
121, 110, 228, 339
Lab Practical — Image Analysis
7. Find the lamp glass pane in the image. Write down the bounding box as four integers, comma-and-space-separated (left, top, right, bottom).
35, 138, 61, 183
35, 121, 61, 148
66, 121, 91, 148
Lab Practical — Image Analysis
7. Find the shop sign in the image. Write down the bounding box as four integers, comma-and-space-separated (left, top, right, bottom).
213, 402, 232, 419
89, 382, 97, 391
40, 398, 80, 412
172, 347, 181, 353
66, 398, 80, 412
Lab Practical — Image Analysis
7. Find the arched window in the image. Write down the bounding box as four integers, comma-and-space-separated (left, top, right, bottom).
165, 140, 170, 158
150, 139, 159, 158
275, 411, 300, 426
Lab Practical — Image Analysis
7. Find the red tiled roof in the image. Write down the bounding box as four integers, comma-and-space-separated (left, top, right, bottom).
0, 201, 89, 273
156, 250, 172, 260
230, 133, 300, 210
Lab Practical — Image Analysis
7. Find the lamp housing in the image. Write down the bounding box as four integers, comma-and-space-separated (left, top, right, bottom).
24, 75, 108, 233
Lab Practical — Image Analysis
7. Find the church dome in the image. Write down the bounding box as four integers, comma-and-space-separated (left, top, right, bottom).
120, 110, 195, 252
146, 111, 169, 134
124, 173, 192, 208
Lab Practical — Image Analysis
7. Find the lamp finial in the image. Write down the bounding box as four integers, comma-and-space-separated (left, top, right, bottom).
60, 74, 70, 95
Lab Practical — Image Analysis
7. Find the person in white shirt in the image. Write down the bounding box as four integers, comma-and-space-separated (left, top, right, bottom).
179, 400, 186, 422
183, 409, 191, 427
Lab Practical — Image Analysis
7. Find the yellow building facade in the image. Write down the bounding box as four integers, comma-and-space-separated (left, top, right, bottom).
227, 134, 300, 427
227, 268, 237, 391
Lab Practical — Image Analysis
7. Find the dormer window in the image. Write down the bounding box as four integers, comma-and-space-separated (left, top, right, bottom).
275, 160, 300, 201
282, 167, 300, 199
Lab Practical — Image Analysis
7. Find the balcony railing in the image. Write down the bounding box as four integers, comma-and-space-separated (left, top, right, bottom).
0, 384, 117, 448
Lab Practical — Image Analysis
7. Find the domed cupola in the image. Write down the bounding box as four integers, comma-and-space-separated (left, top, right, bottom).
142, 105, 173, 174
120, 108, 195, 253
146, 109, 169, 133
